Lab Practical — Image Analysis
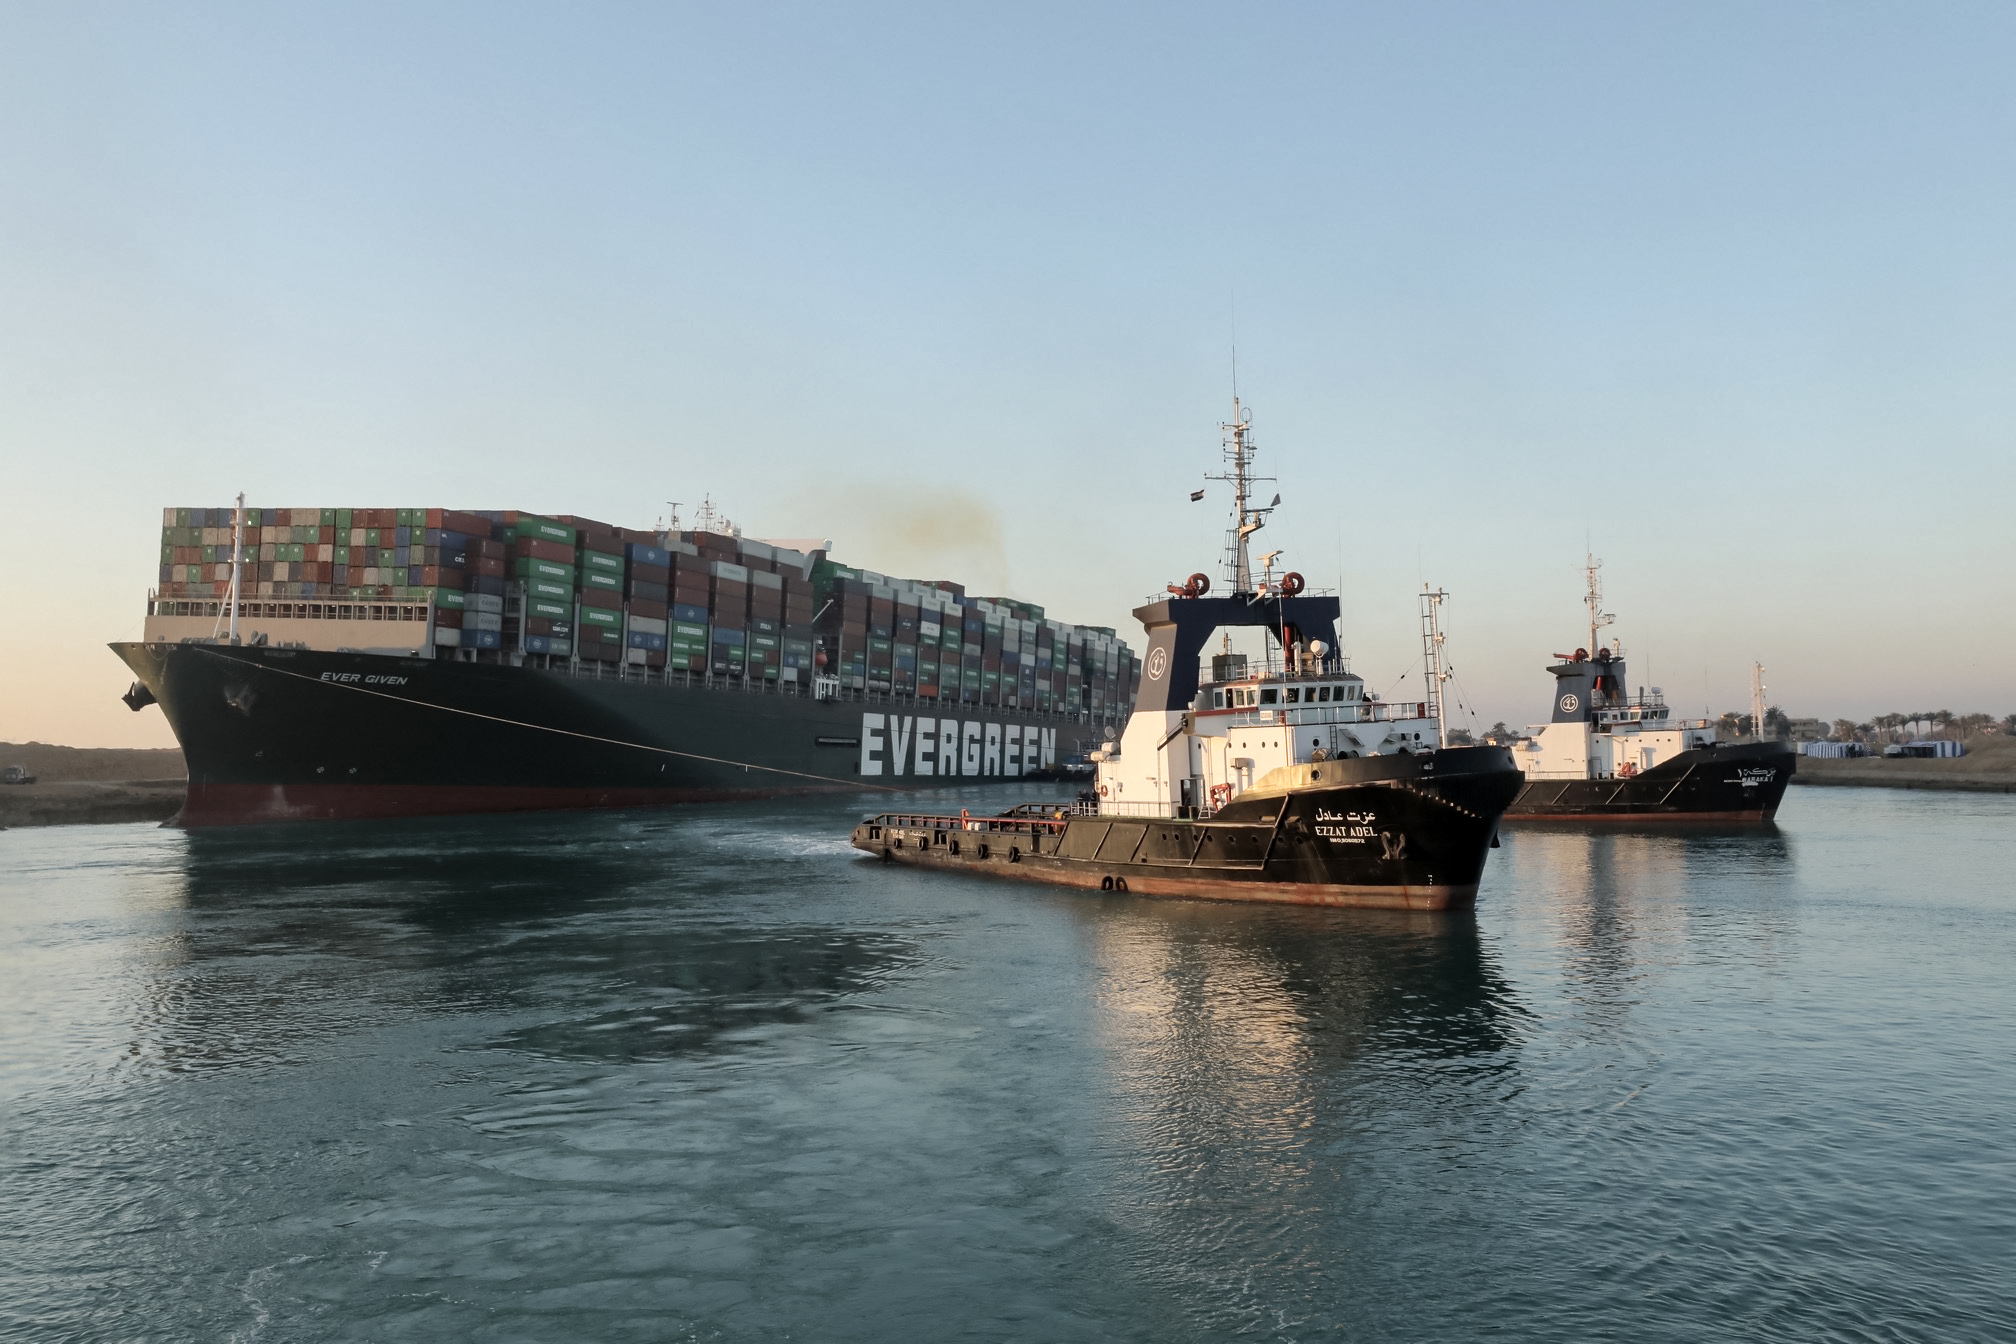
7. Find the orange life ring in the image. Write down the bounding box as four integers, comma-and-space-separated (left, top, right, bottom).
1279, 571, 1305, 597
1209, 783, 1233, 807
1098, 784, 1109, 797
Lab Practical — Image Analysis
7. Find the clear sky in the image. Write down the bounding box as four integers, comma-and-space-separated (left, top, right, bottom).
4, 3, 2012, 748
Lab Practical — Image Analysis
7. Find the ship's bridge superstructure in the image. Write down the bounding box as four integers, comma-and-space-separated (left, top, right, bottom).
1512, 558, 1724, 783
1091, 593, 1441, 818
1515, 648, 1719, 781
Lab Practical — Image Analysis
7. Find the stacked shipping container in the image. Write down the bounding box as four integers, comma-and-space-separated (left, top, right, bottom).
810, 562, 1138, 719
151, 508, 1138, 714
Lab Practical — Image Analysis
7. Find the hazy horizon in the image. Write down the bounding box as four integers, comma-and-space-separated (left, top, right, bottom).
5, 4, 2012, 749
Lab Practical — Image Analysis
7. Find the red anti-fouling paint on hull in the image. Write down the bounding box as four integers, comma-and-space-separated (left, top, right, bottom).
175, 781, 851, 828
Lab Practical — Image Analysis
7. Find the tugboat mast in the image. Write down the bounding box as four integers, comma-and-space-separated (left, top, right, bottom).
1207, 398, 1276, 595
1421, 585, 1451, 748
1584, 552, 1614, 655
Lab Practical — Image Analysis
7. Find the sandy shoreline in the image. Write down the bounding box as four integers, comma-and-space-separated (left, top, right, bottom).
1790, 744, 2016, 794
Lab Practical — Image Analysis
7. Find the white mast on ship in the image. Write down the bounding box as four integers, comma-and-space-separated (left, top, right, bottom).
1421, 585, 1451, 748
1584, 552, 1614, 655
1207, 399, 1276, 595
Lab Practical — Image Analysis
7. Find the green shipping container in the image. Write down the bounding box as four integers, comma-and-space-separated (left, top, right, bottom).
580, 569, 621, 592
429, 588, 466, 609
515, 514, 576, 546
672, 621, 707, 642
514, 557, 575, 583
581, 550, 624, 574
581, 607, 621, 630
335, 508, 352, 529
528, 595, 570, 620
526, 576, 570, 602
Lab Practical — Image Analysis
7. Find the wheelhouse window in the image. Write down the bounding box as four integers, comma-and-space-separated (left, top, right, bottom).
1285, 688, 1300, 703
1260, 688, 1279, 705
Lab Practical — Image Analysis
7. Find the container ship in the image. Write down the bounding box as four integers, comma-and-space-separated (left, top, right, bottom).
853, 399, 1525, 910
1500, 558, 1794, 822
118, 500, 1138, 827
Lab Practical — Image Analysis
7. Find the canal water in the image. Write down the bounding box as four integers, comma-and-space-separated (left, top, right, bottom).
2, 787, 2010, 1341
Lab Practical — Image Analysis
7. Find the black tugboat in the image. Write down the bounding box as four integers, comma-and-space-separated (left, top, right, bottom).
852, 400, 1526, 910
1501, 557, 1795, 823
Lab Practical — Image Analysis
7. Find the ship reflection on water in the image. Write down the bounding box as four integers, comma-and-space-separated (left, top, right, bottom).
11, 791, 2003, 1342
1505, 824, 1799, 1030
131, 812, 926, 1074
1068, 899, 1528, 1323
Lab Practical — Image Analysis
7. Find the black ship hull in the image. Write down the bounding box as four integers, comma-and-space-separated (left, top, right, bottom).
851, 747, 1524, 911
113, 642, 1113, 828
1504, 740, 1796, 822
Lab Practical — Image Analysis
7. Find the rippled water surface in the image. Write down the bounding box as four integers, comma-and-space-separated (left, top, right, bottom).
3, 786, 2011, 1341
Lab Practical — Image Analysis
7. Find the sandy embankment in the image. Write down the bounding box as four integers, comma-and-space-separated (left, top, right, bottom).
0, 743, 188, 828
1791, 734, 2016, 793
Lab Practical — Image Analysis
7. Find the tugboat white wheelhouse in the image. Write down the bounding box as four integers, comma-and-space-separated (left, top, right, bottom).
854, 400, 1527, 910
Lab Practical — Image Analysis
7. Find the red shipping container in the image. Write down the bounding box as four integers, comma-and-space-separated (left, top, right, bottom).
433, 608, 463, 629
579, 586, 621, 612
631, 561, 670, 584
525, 616, 552, 634
440, 510, 492, 537
472, 556, 506, 577
513, 536, 574, 563
644, 648, 667, 667
628, 597, 668, 619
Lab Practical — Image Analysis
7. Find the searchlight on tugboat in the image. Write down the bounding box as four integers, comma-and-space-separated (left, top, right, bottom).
851, 398, 1527, 911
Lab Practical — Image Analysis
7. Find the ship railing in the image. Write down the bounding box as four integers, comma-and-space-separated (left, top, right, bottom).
863, 810, 1075, 837
1226, 701, 1429, 729
1093, 800, 1197, 819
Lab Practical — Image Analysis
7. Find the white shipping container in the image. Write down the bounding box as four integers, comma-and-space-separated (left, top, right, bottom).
630, 615, 669, 635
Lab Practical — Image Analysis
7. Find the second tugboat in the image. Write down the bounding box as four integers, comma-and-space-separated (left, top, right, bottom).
851, 400, 1525, 910
1501, 557, 1795, 823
